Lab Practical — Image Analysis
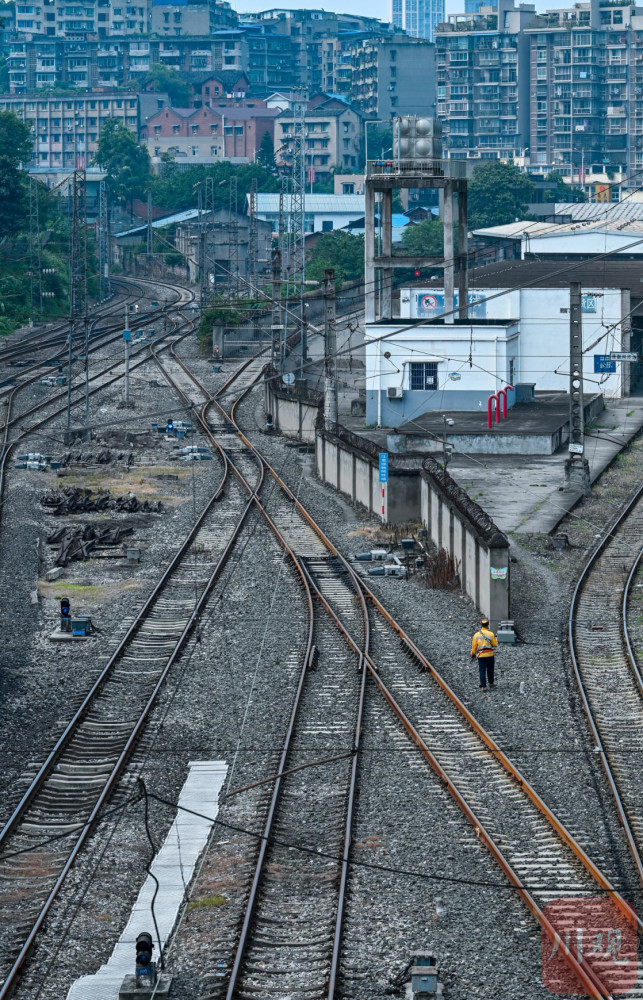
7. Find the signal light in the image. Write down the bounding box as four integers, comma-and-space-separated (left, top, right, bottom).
167, 418, 174, 434
414, 269, 421, 278
60, 597, 71, 632
135, 931, 156, 985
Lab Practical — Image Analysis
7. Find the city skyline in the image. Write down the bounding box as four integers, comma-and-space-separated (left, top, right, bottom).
232, 0, 593, 21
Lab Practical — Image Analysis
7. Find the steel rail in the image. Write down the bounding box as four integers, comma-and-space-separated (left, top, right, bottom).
162, 344, 643, 998
0, 490, 257, 1000
0, 288, 195, 525
623, 546, 643, 693
301, 562, 614, 1000
568, 478, 643, 887
155, 346, 365, 1000
0, 285, 261, 999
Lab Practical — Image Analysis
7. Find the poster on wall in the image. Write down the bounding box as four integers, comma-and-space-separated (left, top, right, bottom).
415, 291, 487, 319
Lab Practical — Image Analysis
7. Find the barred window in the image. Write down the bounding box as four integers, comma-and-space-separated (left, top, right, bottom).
409, 362, 438, 391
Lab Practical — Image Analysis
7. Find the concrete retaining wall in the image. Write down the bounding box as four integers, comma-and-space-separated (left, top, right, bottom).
421, 457, 510, 627
265, 379, 321, 444
316, 428, 421, 524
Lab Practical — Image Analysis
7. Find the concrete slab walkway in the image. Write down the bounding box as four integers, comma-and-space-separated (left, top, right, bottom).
445, 398, 643, 535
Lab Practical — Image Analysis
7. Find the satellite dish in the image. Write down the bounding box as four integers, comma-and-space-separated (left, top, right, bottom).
282, 372, 295, 385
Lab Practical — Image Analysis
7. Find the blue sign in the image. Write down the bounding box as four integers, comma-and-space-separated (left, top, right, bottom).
594, 354, 616, 373
123, 329, 132, 342
379, 452, 389, 483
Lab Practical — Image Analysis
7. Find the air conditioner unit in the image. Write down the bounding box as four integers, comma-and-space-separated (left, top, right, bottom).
387, 386, 404, 399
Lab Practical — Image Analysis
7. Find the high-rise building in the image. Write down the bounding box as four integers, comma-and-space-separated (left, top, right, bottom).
435, 0, 643, 188
390, 0, 445, 42
348, 33, 436, 117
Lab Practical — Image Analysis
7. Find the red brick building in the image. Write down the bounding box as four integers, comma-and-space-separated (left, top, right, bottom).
141, 102, 279, 167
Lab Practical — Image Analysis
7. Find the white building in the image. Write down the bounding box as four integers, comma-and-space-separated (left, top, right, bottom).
474, 219, 643, 261
253, 193, 365, 234
366, 284, 631, 426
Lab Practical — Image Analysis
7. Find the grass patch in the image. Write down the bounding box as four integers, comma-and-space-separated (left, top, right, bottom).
39, 579, 142, 602
187, 894, 226, 910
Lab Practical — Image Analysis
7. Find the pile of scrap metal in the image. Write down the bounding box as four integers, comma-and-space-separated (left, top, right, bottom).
41, 487, 162, 515
47, 523, 134, 566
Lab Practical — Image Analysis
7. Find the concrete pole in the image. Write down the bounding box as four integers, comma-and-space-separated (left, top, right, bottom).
365, 180, 376, 323
271, 248, 281, 368
66, 317, 73, 432
565, 281, 591, 494
380, 188, 393, 321
323, 268, 338, 430
84, 315, 90, 438
457, 185, 469, 320
443, 181, 455, 323
124, 303, 130, 404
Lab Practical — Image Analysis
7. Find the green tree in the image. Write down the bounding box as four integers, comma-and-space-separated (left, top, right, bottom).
255, 130, 275, 170
0, 110, 33, 167
400, 218, 443, 256
140, 65, 190, 107
151, 160, 279, 213
306, 231, 364, 287
468, 161, 535, 229
541, 170, 586, 204
94, 119, 150, 207
0, 112, 32, 238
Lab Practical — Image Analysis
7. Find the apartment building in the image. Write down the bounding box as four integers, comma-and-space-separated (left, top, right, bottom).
243, 9, 385, 91
141, 102, 279, 165
275, 93, 364, 175
436, 0, 643, 186
0, 91, 164, 167
524, 0, 643, 182
390, 0, 446, 42
435, 0, 536, 160
348, 33, 436, 117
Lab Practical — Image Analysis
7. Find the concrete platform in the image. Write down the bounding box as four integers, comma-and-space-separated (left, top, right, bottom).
387, 392, 604, 456
445, 397, 643, 534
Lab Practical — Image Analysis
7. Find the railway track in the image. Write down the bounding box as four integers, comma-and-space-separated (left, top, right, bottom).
0, 280, 196, 526
155, 341, 643, 999
569, 483, 643, 887
0, 281, 261, 999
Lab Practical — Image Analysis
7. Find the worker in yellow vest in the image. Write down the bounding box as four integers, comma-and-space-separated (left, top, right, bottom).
471, 618, 498, 691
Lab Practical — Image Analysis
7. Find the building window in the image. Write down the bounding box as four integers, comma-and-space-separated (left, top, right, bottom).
409, 362, 438, 391
210, 145, 218, 155
154, 125, 161, 135
322, 220, 333, 231
191, 145, 198, 155
210, 123, 218, 133
509, 358, 515, 384
191, 124, 199, 134
172, 123, 180, 133
154, 146, 160, 155
342, 182, 354, 194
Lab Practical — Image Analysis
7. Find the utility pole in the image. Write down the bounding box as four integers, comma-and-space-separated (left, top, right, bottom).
146, 188, 153, 263
84, 315, 90, 440
66, 169, 86, 436
291, 90, 307, 347
124, 303, 131, 405
228, 175, 239, 298
323, 268, 337, 430
98, 179, 110, 299
28, 176, 43, 324
565, 281, 591, 494
271, 248, 282, 368
248, 177, 258, 297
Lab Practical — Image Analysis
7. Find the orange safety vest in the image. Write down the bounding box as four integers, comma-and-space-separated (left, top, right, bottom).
471, 628, 498, 659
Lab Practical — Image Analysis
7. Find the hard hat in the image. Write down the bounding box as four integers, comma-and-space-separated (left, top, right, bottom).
481, 618, 489, 627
